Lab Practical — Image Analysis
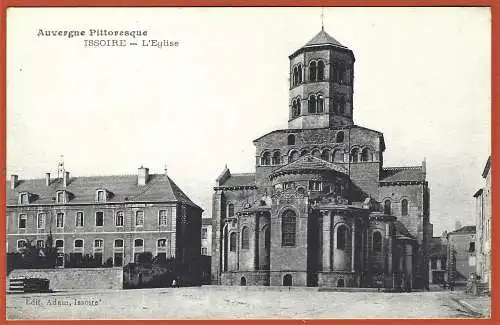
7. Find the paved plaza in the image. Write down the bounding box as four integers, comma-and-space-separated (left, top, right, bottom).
6, 286, 490, 320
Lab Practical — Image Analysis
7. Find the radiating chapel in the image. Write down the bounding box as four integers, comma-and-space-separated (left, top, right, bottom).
212, 28, 431, 289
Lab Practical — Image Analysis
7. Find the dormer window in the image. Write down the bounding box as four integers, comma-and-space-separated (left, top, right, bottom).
19, 192, 30, 205
96, 189, 108, 202
56, 191, 66, 204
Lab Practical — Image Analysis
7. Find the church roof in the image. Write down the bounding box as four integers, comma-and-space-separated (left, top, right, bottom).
380, 166, 425, 183
271, 155, 348, 178
304, 29, 346, 48
216, 173, 256, 188
7, 174, 201, 209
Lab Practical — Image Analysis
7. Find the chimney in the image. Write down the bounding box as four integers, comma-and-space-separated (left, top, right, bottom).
138, 166, 149, 186
45, 173, 51, 186
10, 175, 18, 189
422, 158, 427, 177
63, 171, 70, 187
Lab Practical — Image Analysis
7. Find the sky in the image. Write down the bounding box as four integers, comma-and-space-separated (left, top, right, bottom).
7, 7, 491, 236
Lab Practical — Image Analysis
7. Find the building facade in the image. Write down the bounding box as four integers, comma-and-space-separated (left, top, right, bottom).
201, 217, 212, 256
7, 166, 202, 268
212, 29, 431, 288
474, 156, 491, 290
447, 226, 476, 286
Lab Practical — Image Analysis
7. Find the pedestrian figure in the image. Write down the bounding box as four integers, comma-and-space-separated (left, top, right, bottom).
172, 279, 177, 288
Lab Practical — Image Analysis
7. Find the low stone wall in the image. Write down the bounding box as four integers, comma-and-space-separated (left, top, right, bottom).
221, 271, 270, 286
318, 271, 355, 287
8, 268, 123, 291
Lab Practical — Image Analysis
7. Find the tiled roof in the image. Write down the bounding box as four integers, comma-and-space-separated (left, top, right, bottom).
304, 29, 346, 48
218, 173, 256, 187
271, 155, 348, 177
380, 166, 425, 183
6, 174, 201, 209
448, 225, 476, 235
394, 221, 416, 240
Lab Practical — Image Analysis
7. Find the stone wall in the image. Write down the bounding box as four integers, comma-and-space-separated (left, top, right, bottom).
8, 267, 123, 291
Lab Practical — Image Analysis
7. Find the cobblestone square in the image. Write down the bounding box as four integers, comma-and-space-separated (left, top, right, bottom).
6, 286, 490, 319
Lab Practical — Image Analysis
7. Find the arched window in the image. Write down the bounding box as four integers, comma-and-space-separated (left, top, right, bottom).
361, 148, 371, 162
292, 98, 301, 117
300, 149, 309, 157
317, 60, 325, 81
227, 203, 234, 218
293, 67, 298, 86
336, 131, 344, 143
297, 65, 302, 83
282, 210, 296, 246
373, 231, 382, 253
321, 149, 330, 161
241, 227, 249, 249
134, 239, 143, 247
287, 134, 295, 145
317, 94, 324, 113
350, 148, 359, 163
240, 277, 247, 286
308, 95, 316, 113
289, 150, 299, 162
311, 149, 320, 158
384, 200, 392, 215
401, 199, 409, 216
283, 274, 293, 286
229, 232, 237, 252
337, 278, 345, 287
333, 149, 344, 162
261, 152, 270, 165
272, 151, 281, 165
337, 225, 347, 249
309, 61, 317, 82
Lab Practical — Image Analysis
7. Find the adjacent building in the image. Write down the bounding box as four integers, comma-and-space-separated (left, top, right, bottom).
6, 166, 203, 268
447, 225, 476, 286
201, 217, 212, 256
212, 29, 431, 288
474, 156, 491, 290
428, 234, 447, 286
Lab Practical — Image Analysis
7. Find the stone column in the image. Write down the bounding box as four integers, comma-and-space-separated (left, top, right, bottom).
351, 220, 356, 272
254, 213, 260, 271
322, 211, 331, 271
405, 243, 413, 288
386, 223, 392, 275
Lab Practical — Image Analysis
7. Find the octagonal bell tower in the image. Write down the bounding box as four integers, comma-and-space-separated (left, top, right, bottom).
288, 28, 355, 129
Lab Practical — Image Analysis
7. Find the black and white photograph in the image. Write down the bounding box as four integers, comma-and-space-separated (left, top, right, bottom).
5, 7, 491, 319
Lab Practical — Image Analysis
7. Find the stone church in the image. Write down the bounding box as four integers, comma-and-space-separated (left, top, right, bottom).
212, 28, 431, 289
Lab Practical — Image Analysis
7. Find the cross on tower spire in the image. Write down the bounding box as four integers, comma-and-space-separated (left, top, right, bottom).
321, 8, 325, 31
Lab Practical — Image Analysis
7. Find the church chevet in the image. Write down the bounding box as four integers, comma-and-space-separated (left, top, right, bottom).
211, 28, 431, 290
